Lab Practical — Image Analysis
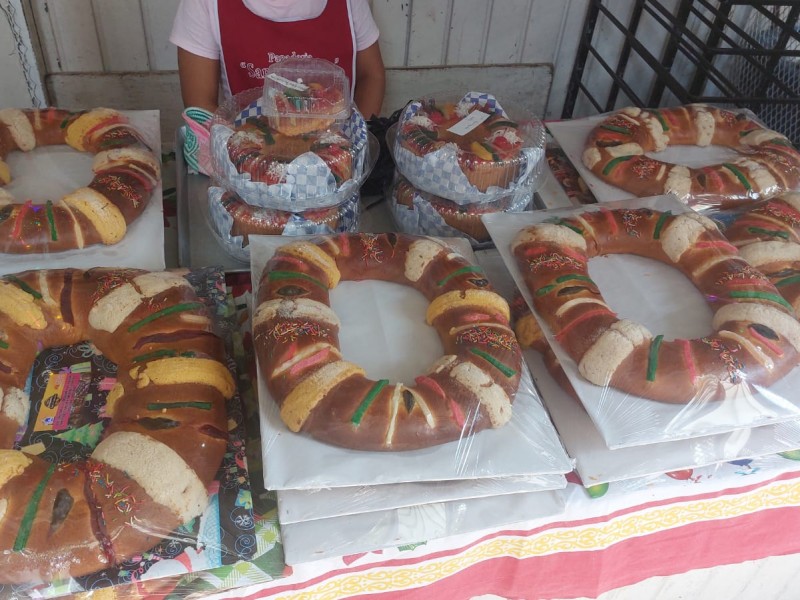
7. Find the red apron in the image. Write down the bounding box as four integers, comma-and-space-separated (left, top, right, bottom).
218, 0, 356, 96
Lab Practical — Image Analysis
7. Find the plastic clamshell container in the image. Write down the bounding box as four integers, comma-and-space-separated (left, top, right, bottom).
209, 87, 369, 210
205, 186, 361, 263
390, 170, 532, 247
262, 57, 351, 136
393, 91, 546, 204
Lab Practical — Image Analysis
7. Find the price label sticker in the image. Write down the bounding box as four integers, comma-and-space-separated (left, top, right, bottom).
267, 73, 309, 92
447, 110, 491, 136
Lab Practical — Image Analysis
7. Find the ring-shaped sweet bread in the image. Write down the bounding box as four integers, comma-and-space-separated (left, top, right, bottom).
0, 108, 160, 253
512, 207, 800, 403
253, 232, 523, 450
0, 268, 233, 583
582, 104, 800, 206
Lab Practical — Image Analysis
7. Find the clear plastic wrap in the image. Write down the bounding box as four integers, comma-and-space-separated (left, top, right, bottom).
526, 347, 800, 488
484, 194, 800, 448
261, 57, 351, 136
210, 88, 368, 210
206, 186, 361, 263
248, 233, 572, 490
0, 108, 164, 272
390, 170, 532, 247
548, 104, 800, 210
279, 489, 564, 565
0, 267, 254, 590
393, 91, 546, 203
277, 474, 565, 524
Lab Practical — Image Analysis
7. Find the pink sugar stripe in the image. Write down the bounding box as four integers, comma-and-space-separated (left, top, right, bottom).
288, 347, 330, 378
599, 206, 619, 236
695, 240, 738, 253
750, 328, 784, 357
556, 308, 613, 341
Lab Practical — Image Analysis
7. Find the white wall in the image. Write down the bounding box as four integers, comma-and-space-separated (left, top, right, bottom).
7, 0, 589, 124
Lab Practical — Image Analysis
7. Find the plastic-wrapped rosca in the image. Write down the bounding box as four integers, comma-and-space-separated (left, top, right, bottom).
252, 233, 523, 451
582, 103, 800, 207
261, 57, 351, 136
206, 186, 360, 262
0, 107, 160, 253
0, 268, 234, 583
512, 205, 800, 403
391, 171, 531, 246
210, 87, 368, 210
393, 91, 546, 203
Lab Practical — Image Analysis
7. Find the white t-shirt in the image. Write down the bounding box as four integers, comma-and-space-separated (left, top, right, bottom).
170, 0, 379, 62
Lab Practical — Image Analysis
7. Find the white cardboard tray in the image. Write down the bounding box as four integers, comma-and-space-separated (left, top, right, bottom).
484, 195, 800, 449
547, 115, 743, 204
250, 234, 572, 490
277, 472, 566, 524
280, 488, 564, 565
2, 110, 165, 274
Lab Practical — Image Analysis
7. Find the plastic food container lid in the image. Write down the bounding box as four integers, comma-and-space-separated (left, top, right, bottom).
393, 91, 546, 204
261, 57, 351, 128
209, 87, 371, 210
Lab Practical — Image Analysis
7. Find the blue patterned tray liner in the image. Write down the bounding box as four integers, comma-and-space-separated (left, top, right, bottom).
391, 174, 532, 245
207, 186, 360, 263
394, 92, 546, 205
211, 105, 368, 211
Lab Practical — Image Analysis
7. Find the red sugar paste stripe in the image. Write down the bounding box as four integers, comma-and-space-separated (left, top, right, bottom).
556, 308, 614, 342
681, 339, 697, 384
694, 240, 739, 253
750, 328, 784, 356
12, 200, 32, 239
287, 347, 330, 378
599, 206, 619, 236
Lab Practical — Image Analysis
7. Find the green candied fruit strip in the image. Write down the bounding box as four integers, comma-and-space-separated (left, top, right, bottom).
652, 109, 669, 132
722, 163, 752, 191
146, 401, 213, 411
600, 124, 631, 135
351, 379, 389, 425
746, 227, 789, 240
555, 274, 594, 285
535, 284, 557, 297
45, 200, 58, 241
14, 464, 57, 551
469, 347, 517, 378
646, 334, 664, 382
775, 275, 800, 288
437, 265, 483, 287
127, 302, 205, 333
601, 155, 634, 176
653, 211, 672, 239
728, 290, 792, 311
4, 275, 42, 300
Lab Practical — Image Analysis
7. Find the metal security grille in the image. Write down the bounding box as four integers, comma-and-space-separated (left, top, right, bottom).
562, 0, 800, 145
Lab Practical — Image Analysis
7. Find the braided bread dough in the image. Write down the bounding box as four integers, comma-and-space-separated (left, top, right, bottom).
512, 207, 800, 403
253, 233, 523, 450
582, 104, 800, 206
0, 268, 233, 583
0, 108, 160, 253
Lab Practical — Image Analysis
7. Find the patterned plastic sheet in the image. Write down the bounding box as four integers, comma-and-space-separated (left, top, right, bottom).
2, 268, 258, 599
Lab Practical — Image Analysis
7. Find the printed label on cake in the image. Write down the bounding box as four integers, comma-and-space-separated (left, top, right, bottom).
447, 110, 491, 136
267, 73, 310, 92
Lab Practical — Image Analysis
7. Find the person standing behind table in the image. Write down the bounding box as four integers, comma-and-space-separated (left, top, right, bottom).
170, 0, 386, 118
